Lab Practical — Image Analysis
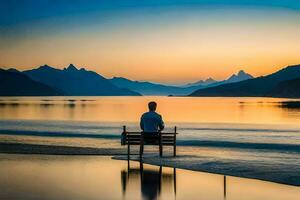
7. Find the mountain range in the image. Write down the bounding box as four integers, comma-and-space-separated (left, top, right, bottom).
0, 68, 62, 96
183, 70, 253, 88
190, 64, 300, 98
110, 70, 253, 96
23, 64, 141, 96
0, 64, 140, 96
109, 77, 200, 96
1, 63, 300, 98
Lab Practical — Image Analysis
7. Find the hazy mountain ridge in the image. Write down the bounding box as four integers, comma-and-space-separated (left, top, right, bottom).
190, 64, 300, 97
0, 68, 63, 96
110, 70, 254, 95
183, 77, 217, 87
109, 77, 202, 96
2, 63, 298, 98
23, 64, 141, 96
184, 70, 253, 88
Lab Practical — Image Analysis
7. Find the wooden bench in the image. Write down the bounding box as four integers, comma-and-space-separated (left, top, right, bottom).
121, 126, 178, 158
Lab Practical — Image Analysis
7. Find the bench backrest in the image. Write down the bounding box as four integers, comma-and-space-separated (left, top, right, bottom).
122, 126, 177, 146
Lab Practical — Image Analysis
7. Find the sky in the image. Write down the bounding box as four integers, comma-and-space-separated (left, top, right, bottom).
1, 0, 300, 84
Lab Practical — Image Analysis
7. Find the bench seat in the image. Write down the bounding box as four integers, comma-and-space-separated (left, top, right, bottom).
121, 126, 178, 158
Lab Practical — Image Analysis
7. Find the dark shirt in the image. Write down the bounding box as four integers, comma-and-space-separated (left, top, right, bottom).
140, 111, 164, 133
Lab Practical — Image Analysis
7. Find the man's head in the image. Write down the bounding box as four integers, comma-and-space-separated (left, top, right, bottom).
148, 101, 157, 111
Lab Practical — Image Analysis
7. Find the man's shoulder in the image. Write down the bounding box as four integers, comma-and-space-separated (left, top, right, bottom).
152, 111, 162, 118
142, 111, 161, 118
142, 112, 149, 116
155, 112, 162, 118
141, 112, 150, 118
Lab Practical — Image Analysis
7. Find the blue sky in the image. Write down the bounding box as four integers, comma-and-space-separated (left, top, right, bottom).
1, 0, 300, 84
1, 0, 300, 27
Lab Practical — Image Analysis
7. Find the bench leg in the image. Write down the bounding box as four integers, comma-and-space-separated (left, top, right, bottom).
173, 144, 176, 157
159, 132, 163, 157
139, 135, 144, 159
159, 141, 163, 158
159, 145, 163, 157
174, 126, 177, 157
127, 143, 130, 160
139, 143, 144, 159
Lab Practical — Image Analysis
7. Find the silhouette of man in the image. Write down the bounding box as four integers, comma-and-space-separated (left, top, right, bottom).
140, 101, 164, 133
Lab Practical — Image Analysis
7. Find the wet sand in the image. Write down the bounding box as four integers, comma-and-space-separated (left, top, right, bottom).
1, 154, 299, 200
1, 142, 299, 187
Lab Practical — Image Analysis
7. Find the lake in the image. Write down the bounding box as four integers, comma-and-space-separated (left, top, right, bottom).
0, 96, 300, 186
0, 96, 300, 145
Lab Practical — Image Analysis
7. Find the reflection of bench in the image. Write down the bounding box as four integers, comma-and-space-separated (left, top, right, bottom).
121, 126, 178, 158
121, 160, 177, 199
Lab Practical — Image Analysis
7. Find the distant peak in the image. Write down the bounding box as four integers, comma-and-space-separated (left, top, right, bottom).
112, 76, 130, 81
225, 69, 253, 83
38, 64, 53, 70
205, 77, 216, 82
237, 70, 246, 75
66, 64, 78, 71
7, 68, 20, 73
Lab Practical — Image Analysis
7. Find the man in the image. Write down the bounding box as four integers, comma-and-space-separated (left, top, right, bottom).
140, 101, 164, 133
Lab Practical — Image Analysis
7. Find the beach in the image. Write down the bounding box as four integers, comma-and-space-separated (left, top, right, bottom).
1, 139, 299, 187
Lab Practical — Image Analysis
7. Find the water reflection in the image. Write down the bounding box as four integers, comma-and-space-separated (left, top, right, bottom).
279, 101, 300, 110
224, 176, 227, 199
121, 161, 177, 200
121, 160, 230, 200
0, 155, 299, 200
0, 97, 300, 124
39, 103, 55, 108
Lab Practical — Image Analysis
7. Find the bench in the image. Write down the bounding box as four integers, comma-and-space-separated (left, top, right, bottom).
121, 126, 178, 158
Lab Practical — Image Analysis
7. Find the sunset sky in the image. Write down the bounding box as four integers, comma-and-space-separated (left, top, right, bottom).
1, 0, 300, 84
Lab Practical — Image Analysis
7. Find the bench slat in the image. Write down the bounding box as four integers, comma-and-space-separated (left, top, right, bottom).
125, 135, 175, 138
122, 126, 178, 157
126, 142, 174, 146
126, 139, 175, 142
125, 132, 177, 135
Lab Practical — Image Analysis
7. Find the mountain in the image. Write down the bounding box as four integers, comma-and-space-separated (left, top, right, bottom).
190, 64, 300, 97
183, 70, 253, 88
110, 70, 253, 96
267, 78, 300, 98
24, 64, 141, 96
183, 78, 217, 87
206, 70, 254, 88
0, 68, 62, 96
224, 70, 253, 84
109, 77, 203, 96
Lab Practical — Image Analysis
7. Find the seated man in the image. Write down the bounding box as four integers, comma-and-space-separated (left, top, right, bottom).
140, 101, 164, 134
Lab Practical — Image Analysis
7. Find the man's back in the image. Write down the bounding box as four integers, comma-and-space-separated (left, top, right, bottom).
140, 111, 164, 133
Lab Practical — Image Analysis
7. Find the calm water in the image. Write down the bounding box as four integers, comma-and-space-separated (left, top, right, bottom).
0, 154, 299, 200
0, 96, 300, 186
0, 96, 300, 146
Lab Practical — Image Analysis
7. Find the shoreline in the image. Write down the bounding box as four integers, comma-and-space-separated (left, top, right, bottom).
112, 155, 300, 188
1, 142, 299, 187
